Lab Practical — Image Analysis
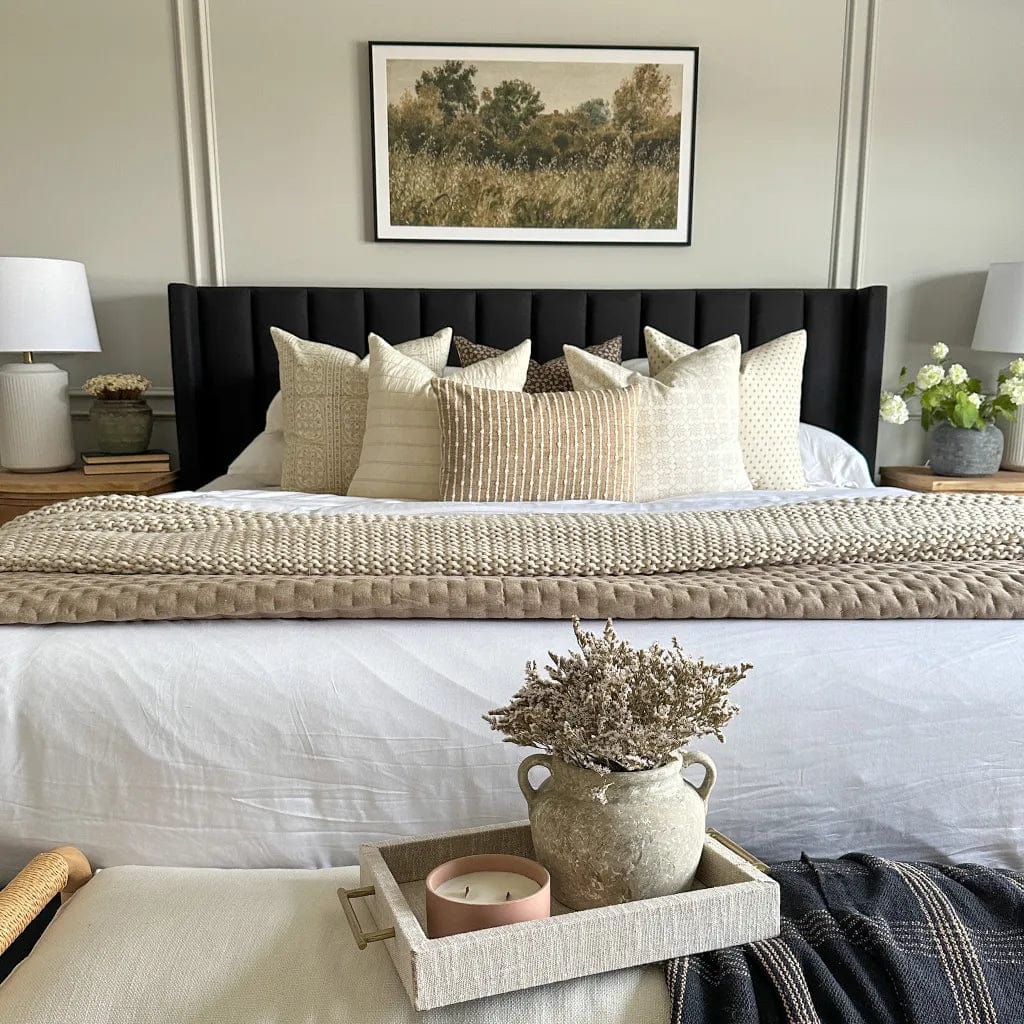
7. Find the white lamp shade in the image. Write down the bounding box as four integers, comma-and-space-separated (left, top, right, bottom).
0, 256, 101, 354
971, 261, 1024, 354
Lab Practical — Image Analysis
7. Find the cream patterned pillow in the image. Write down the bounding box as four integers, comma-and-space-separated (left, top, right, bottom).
644, 326, 808, 489
434, 378, 640, 502
348, 336, 531, 500
565, 338, 751, 500
272, 327, 451, 495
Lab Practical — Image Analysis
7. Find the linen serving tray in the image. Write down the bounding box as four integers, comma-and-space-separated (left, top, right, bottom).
339, 820, 780, 1010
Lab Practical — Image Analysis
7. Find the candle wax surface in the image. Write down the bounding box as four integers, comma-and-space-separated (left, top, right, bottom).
434, 871, 542, 904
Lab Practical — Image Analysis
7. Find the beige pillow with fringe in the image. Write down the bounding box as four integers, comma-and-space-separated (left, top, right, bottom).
434, 377, 640, 502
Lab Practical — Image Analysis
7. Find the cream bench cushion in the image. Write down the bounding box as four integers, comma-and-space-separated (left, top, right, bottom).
0, 864, 670, 1023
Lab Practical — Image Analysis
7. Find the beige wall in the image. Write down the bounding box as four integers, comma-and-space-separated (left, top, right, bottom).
2, 0, 1022, 469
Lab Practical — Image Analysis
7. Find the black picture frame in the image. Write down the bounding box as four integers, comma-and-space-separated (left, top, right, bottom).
369, 41, 698, 246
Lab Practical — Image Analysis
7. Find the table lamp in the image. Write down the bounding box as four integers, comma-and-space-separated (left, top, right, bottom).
0, 257, 101, 472
972, 261, 1024, 469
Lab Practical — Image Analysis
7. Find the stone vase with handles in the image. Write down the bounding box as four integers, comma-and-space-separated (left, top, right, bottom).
518, 749, 716, 911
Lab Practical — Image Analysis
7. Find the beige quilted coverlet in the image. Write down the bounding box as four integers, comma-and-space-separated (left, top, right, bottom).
0, 493, 1022, 624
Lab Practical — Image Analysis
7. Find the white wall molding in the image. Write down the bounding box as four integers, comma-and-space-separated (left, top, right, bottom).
172, 0, 226, 286
828, 0, 879, 289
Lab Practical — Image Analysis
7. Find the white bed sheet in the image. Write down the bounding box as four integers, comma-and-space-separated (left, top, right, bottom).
1, 485, 1021, 879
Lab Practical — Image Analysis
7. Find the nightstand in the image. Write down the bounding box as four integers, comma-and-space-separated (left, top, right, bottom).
0, 468, 178, 525
879, 465, 1024, 494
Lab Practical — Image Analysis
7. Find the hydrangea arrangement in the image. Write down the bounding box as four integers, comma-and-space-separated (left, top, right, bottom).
483, 618, 748, 773
82, 373, 152, 401
880, 343, 1024, 430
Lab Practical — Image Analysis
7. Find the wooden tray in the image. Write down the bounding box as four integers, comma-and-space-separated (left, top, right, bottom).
339, 820, 779, 1010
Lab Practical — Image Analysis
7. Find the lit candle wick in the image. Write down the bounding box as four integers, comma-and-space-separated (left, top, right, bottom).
505, 891, 511, 901
464, 885, 470, 898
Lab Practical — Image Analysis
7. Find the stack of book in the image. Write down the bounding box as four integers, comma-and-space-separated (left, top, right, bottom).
81, 450, 172, 475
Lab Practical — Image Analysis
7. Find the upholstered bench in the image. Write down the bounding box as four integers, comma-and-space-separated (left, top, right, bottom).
0, 848, 670, 1023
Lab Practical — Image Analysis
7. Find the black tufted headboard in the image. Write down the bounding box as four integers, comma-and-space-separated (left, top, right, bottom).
168, 284, 887, 489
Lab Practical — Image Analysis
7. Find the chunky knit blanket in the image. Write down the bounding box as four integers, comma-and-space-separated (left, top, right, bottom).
666, 854, 1024, 1024
0, 492, 1023, 624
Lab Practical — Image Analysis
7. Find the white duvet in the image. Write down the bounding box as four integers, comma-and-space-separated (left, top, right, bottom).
1, 484, 1021, 880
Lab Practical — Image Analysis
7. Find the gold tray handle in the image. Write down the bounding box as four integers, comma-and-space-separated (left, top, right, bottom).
706, 828, 770, 874
337, 885, 396, 949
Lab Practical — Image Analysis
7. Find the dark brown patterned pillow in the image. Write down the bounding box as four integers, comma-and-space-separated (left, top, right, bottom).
454, 336, 622, 393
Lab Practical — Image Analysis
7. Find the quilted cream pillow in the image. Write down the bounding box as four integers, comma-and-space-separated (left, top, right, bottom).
644, 326, 808, 489
347, 336, 531, 500
565, 337, 751, 500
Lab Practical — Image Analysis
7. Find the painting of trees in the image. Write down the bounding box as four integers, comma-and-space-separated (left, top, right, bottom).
373, 45, 696, 240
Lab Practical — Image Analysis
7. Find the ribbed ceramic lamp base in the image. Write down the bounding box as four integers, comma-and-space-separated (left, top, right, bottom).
1001, 417, 1024, 472
0, 362, 76, 472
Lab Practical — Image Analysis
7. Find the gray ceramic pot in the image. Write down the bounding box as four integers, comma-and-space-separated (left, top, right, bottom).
928, 421, 1003, 477
519, 751, 716, 910
89, 399, 154, 454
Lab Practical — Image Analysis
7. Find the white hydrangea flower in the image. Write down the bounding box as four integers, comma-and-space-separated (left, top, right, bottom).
916, 364, 945, 390
999, 378, 1024, 406
1010, 358, 1024, 378
966, 393, 982, 408
946, 363, 968, 385
879, 391, 909, 425
930, 342, 949, 361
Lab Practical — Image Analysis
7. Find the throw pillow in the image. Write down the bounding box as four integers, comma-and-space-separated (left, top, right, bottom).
434, 378, 640, 502
347, 336, 531, 500
454, 336, 622, 393
565, 337, 751, 499
272, 327, 452, 495
643, 326, 808, 489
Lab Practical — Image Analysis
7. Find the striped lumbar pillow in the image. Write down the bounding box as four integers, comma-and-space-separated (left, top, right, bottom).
433, 377, 641, 502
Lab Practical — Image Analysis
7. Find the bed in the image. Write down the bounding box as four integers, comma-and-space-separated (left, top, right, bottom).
2, 284, 1022, 884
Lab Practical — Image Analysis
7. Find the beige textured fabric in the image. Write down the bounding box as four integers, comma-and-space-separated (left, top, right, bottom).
348, 336, 530, 500
434, 378, 640, 502
644, 326, 808, 489
273, 327, 452, 495
454, 335, 622, 392
565, 338, 751, 499
0, 865, 668, 1023
1, 494, 1024, 623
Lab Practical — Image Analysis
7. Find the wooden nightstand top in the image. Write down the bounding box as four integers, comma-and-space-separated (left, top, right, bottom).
0, 468, 178, 497
880, 465, 1024, 493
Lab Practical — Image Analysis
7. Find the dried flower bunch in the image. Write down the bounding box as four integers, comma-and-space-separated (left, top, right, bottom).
83, 373, 152, 400
484, 618, 748, 773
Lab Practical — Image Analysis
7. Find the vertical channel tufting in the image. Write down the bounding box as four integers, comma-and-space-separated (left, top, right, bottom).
167, 284, 886, 487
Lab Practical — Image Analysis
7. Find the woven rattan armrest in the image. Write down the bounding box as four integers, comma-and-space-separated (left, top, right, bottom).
0, 847, 92, 956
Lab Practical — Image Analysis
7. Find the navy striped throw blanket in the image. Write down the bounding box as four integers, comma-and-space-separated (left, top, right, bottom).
666, 854, 1024, 1023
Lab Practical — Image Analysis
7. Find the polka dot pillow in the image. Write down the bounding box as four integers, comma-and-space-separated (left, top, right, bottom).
455, 336, 622, 393
644, 326, 808, 490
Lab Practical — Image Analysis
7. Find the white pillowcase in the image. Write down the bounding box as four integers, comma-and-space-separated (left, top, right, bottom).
644, 326, 808, 490
347, 336, 531, 500
565, 337, 751, 499
799, 423, 872, 488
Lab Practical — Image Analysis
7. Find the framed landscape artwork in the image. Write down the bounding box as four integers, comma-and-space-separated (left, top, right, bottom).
369, 42, 698, 245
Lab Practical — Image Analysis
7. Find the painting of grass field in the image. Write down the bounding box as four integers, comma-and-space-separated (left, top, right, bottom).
371, 45, 696, 243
